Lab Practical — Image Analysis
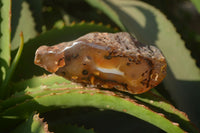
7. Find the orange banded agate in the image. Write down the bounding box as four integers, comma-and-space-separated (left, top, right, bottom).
34, 32, 167, 94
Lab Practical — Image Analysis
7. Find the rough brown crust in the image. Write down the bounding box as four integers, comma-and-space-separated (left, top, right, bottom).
34, 32, 167, 94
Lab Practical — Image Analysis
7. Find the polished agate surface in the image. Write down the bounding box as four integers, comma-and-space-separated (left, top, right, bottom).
34, 32, 167, 94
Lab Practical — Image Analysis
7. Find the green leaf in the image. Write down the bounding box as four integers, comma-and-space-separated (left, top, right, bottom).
0, 0, 11, 84
190, 0, 200, 13
12, 113, 50, 133
1, 75, 73, 111
12, 74, 70, 92
84, 0, 125, 30
0, 87, 187, 133
135, 92, 198, 133
12, 22, 117, 81
9, 74, 195, 132
25, 0, 43, 32
86, 0, 200, 127
0, 32, 24, 98
11, 0, 38, 50
1, 74, 198, 132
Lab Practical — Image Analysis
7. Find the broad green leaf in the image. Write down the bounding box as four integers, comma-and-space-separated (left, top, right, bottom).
10, 74, 197, 132
190, 0, 200, 13
12, 74, 70, 92
12, 22, 117, 81
11, 0, 38, 50
0, 87, 185, 133
0, 0, 11, 83
1, 74, 198, 132
0, 90, 192, 132
85, 0, 200, 127
1, 75, 73, 110
12, 113, 49, 133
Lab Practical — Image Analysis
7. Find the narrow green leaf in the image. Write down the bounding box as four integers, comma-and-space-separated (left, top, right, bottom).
0, 32, 24, 98
0, 0, 11, 83
86, 0, 200, 127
